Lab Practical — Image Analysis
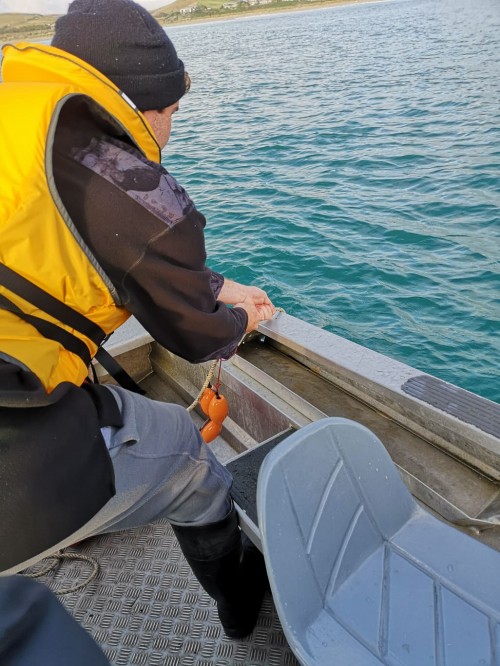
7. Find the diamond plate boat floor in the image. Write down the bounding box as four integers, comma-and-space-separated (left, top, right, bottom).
28, 520, 299, 666
24, 371, 299, 665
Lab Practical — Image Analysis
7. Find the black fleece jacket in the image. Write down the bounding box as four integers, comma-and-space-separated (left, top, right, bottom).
51, 100, 247, 365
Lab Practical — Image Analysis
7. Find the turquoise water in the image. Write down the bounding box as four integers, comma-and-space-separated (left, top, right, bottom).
1, 0, 498, 402
166, 0, 500, 403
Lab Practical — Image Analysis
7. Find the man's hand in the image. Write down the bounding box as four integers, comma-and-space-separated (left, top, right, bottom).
218, 279, 276, 333
236, 297, 276, 333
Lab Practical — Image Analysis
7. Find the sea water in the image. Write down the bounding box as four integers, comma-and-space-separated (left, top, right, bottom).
1, 0, 498, 402
166, 0, 500, 403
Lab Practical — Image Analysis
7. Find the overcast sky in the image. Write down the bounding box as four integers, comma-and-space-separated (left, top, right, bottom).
0, 0, 171, 13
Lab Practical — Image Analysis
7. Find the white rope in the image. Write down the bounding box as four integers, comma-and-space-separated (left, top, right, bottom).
185, 308, 285, 414
23, 550, 100, 595
186, 359, 218, 412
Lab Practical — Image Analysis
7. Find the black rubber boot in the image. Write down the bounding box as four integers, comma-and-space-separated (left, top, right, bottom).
171, 506, 268, 639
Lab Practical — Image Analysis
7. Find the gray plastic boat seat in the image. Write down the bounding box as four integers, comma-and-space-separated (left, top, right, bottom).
256, 417, 500, 666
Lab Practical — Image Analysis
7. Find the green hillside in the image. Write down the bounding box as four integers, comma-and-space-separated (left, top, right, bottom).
152, 0, 353, 24
0, 0, 366, 43
0, 13, 58, 42
153, 0, 225, 14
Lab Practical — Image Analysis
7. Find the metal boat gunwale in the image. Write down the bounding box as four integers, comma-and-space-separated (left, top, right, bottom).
100, 312, 500, 537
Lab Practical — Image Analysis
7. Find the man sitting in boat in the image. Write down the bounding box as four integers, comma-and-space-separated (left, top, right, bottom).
0, 0, 275, 641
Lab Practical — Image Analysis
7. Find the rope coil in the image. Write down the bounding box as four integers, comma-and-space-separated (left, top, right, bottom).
23, 550, 100, 595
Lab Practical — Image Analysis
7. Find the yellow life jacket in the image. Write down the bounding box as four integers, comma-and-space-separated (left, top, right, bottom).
0, 43, 161, 394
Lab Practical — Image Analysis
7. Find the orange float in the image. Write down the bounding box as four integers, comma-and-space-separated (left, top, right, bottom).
200, 385, 217, 416
200, 391, 229, 443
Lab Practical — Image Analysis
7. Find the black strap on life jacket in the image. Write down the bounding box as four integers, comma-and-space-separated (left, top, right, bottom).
0, 292, 92, 366
0, 263, 105, 346
94, 347, 145, 395
0, 263, 144, 395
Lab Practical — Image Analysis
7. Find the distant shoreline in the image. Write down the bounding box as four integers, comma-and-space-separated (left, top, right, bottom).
159, 0, 380, 28
0, 0, 381, 44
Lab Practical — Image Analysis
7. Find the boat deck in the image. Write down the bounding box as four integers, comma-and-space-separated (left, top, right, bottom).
21, 315, 500, 664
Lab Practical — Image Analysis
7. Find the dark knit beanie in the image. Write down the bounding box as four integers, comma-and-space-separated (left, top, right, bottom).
52, 0, 186, 111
